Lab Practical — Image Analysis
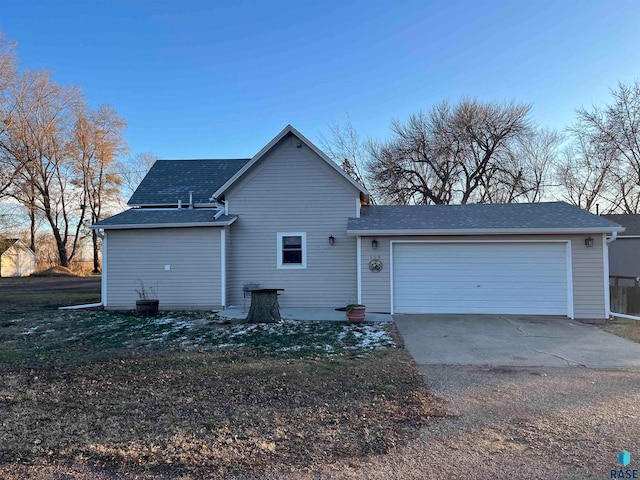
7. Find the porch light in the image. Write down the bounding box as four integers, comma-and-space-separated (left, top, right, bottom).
585, 237, 594, 248
328, 235, 335, 246
371, 239, 378, 249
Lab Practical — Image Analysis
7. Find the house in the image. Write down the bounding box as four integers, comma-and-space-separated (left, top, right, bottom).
93, 125, 624, 319
0, 239, 36, 277
602, 214, 640, 285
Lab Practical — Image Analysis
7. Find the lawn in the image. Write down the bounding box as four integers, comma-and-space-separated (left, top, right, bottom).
0, 277, 434, 479
599, 316, 640, 343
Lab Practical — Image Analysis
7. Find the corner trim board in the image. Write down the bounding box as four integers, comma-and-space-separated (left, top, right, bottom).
357, 236, 362, 304
221, 229, 226, 308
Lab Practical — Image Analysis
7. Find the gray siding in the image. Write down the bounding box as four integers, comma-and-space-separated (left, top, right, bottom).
106, 227, 222, 309
360, 234, 607, 319
608, 237, 640, 280
226, 133, 360, 307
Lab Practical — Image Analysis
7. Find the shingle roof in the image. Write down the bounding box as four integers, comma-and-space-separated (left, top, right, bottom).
0, 238, 18, 255
348, 202, 624, 234
93, 209, 237, 229
601, 214, 640, 236
128, 159, 251, 206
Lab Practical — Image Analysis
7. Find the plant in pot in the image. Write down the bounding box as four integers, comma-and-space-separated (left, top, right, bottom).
135, 281, 159, 316
345, 303, 366, 323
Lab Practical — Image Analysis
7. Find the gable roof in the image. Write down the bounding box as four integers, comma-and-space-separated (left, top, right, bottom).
92, 209, 237, 230
0, 238, 18, 255
128, 158, 250, 207
601, 214, 640, 236
212, 124, 368, 199
347, 202, 625, 235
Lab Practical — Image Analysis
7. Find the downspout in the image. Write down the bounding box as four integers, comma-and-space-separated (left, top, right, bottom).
60, 228, 105, 309
607, 231, 640, 320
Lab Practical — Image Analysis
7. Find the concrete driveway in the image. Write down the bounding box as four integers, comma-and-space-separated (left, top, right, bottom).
394, 314, 640, 368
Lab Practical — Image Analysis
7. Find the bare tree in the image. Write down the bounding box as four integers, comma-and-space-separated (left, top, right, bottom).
72, 103, 127, 271
2, 69, 85, 267
117, 151, 157, 205
481, 128, 560, 203
575, 81, 640, 184
556, 133, 618, 212
319, 118, 374, 202
0, 32, 20, 196
366, 99, 532, 205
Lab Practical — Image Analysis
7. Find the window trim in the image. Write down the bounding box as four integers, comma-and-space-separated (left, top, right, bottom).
277, 232, 307, 269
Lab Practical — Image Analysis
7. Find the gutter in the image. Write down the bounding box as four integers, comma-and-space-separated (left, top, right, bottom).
347, 227, 626, 236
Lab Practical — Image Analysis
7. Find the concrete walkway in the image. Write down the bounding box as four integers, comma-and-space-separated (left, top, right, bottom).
394, 314, 640, 368
219, 306, 392, 323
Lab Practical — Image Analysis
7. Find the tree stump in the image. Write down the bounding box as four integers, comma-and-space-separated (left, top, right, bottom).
246, 289, 284, 323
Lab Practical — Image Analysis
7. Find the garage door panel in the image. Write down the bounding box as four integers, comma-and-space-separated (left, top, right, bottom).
393, 242, 569, 315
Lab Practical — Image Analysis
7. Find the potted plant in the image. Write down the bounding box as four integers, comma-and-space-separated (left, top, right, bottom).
345, 304, 366, 323
135, 281, 159, 316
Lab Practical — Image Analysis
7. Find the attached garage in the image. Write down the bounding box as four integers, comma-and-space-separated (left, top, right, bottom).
349, 202, 626, 320
391, 241, 570, 316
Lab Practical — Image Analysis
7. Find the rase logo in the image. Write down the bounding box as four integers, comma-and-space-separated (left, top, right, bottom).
611, 450, 638, 479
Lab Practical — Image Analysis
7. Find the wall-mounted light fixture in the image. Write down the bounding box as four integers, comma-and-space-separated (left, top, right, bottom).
371, 239, 378, 249
584, 237, 594, 248
328, 235, 335, 246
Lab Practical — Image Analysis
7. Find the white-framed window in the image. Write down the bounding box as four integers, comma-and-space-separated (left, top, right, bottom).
277, 232, 307, 269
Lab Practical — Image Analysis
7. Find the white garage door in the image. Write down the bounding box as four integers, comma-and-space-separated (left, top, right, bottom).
392, 242, 569, 315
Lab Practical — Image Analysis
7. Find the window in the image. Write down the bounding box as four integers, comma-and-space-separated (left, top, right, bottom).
277, 232, 307, 269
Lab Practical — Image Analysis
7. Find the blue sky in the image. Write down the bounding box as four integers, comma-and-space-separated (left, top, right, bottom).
2, 0, 640, 159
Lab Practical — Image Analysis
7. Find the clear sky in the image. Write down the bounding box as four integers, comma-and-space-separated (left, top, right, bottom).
2, 0, 640, 160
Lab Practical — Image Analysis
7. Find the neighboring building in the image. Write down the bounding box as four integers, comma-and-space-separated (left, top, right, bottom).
93, 125, 623, 319
602, 214, 640, 284
0, 239, 36, 277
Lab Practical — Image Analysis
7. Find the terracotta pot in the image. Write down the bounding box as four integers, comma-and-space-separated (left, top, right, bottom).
136, 299, 159, 316
346, 306, 366, 323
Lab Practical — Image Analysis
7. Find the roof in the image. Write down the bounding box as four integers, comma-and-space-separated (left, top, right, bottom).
92, 209, 238, 230
601, 214, 640, 236
0, 238, 18, 255
347, 202, 625, 235
128, 158, 250, 206
212, 125, 369, 199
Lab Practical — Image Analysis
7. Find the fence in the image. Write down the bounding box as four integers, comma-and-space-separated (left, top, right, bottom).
610, 283, 640, 315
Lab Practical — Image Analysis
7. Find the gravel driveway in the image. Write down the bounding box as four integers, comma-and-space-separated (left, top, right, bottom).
377, 315, 640, 479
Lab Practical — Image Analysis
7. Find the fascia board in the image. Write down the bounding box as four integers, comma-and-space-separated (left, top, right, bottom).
92, 217, 237, 230
346, 226, 626, 236
212, 125, 368, 199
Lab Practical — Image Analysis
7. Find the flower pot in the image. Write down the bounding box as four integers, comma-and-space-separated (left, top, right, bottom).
136, 299, 159, 316
346, 305, 366, 323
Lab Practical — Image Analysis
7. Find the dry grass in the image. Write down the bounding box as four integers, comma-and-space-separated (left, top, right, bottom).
0, 349, 433, 479
30, 265, 78, 277
600, 317, 640, 343
0, 277, 436, 479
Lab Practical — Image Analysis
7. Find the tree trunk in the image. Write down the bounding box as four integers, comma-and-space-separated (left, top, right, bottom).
246, 290, 281, 323
92, 228, 100, 273
28, 204, 36, 252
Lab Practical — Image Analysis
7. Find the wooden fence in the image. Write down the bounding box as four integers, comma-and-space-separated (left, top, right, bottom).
610, 285, 640, 315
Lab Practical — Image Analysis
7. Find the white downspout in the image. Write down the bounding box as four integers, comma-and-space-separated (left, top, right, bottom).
61, 229, 106, 310
99, 229, 107, 308
605, 231, 640, 320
